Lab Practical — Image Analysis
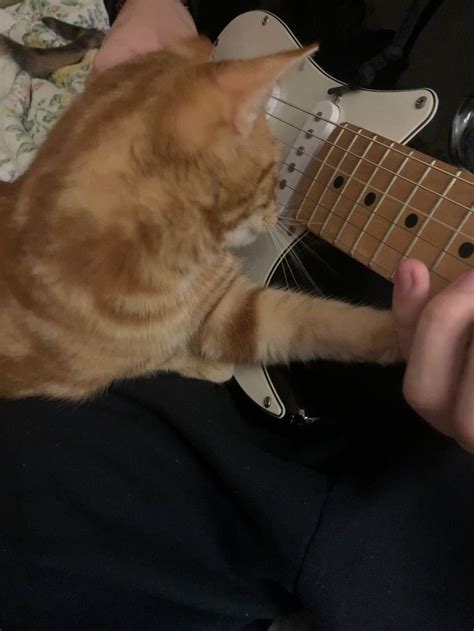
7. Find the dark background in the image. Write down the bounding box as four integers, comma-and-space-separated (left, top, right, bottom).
191, 0, 473, 165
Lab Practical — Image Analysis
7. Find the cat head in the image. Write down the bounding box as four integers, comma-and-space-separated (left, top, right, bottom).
149, 37, 318, 250
19, 37, 318, 275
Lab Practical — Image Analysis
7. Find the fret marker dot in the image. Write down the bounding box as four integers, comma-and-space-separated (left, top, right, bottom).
333, 175, 344, 189
458, 242, 473, 259
364, 192, 376, 206
279, 179, 287, 190
288, 163, 295, 172
404, 213, 419, 228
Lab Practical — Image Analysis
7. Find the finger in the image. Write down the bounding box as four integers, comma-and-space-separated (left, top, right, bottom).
403, 271, 474, 436
455, 334, 474, 452
392, 258, 430, 356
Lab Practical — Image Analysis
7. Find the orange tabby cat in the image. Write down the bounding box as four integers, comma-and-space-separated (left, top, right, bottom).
0, 36, 401, 401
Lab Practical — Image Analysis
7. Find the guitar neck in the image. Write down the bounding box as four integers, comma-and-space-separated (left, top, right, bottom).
295, 123, 473, 294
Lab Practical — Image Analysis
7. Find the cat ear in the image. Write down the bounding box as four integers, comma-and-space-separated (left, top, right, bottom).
215, 44, 319, 136
168, 35, 214, 63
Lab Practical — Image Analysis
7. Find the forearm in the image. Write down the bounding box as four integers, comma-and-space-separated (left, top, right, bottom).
92, 0, 197, 73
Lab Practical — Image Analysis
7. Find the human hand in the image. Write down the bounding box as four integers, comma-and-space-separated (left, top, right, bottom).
393, 258, 474, 452
91, 0, 197, 75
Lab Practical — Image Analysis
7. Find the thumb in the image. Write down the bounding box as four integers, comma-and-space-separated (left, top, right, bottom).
392, 258, 430, 356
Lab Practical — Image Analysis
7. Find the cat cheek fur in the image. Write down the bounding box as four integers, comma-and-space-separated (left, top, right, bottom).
224, 218, 261, 248
223, 213, 274, 248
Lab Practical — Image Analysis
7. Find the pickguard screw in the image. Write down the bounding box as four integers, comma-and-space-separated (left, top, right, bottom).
415, 96, 427, 109
262, 15, 269, 25
263, 396, 272, 408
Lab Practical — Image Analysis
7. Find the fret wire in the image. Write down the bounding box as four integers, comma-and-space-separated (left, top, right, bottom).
318, 129, 368, 235
279, 170, 466, 263
334, 139, 390, 247
403, 172, 460, 259
431, 207, 473, 273
278, 202, 411, 281
276, 134, 473, 242
278, 199, 451, 283
281, 161, 463, 253
370, 159, 437, 275
305, 128, 346, 227
278, 184, 451, 284
330, 135, 378, 243
269, 112, 473, 214
350, 147, 410, 256
268, 94, 473, 186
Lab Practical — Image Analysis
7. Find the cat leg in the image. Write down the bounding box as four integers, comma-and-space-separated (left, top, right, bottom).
164, 355, 234, 383
193, 276, 402, 367
178, 360, 234, 383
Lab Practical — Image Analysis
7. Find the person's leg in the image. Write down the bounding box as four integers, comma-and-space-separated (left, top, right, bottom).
0, 374, 328, 631
297, 410, 474, 630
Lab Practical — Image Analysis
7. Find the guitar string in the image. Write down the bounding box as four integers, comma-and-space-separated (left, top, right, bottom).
272, 131, 473, 243
267, 110, 473, 216
278, 158, 467, 259
275, 200, 450, 284
275, 210, 407, 285
268, 227, 324, 294
276, 179, 452, 279
274, 191, 451, 283
268, 94, 473, 186
274, 215, 342, 280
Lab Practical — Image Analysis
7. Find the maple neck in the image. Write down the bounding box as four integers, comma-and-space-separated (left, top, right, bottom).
295, 123, 473, 294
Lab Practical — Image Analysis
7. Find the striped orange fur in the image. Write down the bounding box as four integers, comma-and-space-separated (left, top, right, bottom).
0, 37, 401, 400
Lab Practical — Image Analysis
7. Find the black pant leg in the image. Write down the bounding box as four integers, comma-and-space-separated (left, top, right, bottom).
0, 374, 327, 630
297, 414, 474, 631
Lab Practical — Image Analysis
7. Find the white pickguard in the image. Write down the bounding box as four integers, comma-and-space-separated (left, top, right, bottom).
214, 11, 438, 418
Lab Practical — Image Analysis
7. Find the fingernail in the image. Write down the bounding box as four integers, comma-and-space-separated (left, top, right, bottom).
454, 270, 474, 292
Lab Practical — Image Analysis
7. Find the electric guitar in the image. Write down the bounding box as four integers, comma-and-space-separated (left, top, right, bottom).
213, 10, 473, 422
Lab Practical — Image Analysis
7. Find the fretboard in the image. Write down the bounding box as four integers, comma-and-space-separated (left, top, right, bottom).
294, 123, 473, 295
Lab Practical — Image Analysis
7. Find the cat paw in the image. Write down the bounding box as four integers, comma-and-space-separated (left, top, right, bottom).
196, 362, 235, 383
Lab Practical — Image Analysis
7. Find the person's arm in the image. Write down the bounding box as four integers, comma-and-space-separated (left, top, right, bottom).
393, 259, 474, 452
91, 0, 197, 74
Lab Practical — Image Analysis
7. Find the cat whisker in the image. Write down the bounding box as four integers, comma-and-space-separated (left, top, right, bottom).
276, 215, 340, 277
288, 248, 323, 295
276, 207, 308, 225
283, 228, 339, 278
266, 231, 291, 290
271, 229, 299, 292
274, 224, 321, 294
272, 226, 304, 292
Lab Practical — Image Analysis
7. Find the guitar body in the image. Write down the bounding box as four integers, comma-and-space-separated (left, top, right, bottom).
214, 11, 437, 420
213, 8, 473, 422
